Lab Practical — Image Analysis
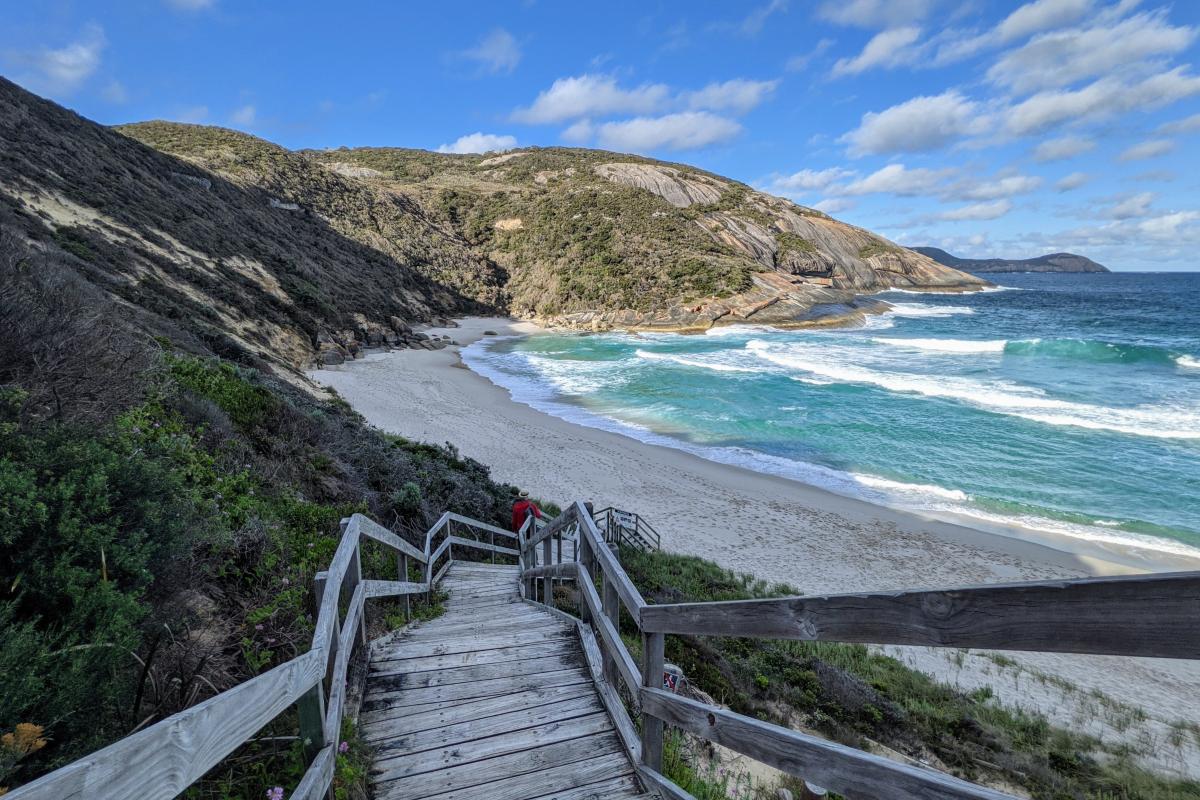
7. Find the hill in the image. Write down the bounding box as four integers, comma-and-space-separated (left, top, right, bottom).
911, 246, 1109, 273
292, 146, 987, 330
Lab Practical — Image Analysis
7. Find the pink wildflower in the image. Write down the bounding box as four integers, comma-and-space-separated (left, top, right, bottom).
266, 788, 284, 800
338, 741, 350, 753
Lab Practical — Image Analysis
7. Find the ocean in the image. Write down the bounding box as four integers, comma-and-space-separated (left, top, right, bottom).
464, 273, 1200, 558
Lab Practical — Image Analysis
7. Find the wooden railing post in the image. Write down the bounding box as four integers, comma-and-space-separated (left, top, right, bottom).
641, 631, 665, 772
542, 532, 552, 603
578, 534, 593, 624
602, 574, 620, 686
399, 553, 410, 622
299, 572, 332, 762
343, 520, 367, 648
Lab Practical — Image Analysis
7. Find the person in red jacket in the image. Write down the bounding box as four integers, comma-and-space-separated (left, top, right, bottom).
511, 490, 542, 533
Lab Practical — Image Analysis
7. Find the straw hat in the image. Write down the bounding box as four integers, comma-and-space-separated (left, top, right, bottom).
518, 490, 530, 498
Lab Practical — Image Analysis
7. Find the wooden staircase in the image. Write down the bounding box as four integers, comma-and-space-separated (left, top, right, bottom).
9, 503, 1197, 800
361, 562, 657, 799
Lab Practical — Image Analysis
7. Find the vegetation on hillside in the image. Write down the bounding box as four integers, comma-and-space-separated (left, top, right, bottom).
618, 549, 1200, 800
0, 233, 516, 792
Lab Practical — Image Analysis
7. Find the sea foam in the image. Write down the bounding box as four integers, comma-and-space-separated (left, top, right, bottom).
746, 339, 1200, 440
873, 337, 1007, 354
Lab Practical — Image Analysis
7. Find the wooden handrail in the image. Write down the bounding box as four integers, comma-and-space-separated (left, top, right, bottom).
642, 689, 1014, 800
639, 571, 1200, 659
519, 498, 1200, 800
4, 649, 325, 799
7, 508, 510, 800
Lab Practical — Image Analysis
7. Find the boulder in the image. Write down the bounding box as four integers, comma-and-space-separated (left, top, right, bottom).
388, 316, 412, 335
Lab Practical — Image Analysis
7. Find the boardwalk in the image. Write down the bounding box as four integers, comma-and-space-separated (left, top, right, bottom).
9, 506, 1193, 800
361, 561, 656, 800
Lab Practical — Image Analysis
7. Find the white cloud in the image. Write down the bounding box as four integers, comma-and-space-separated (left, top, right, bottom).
988, 10, 1197, 94
741, 0, 789, 36
771, 167, 856, 192
817, 0, 936, 28
1118, 139, 1175, 161
166, 0, 215, 8
230, 104, 256, 126
831, 27, 923, 77
939, 199, 1013, 220
1055, 211, 1200, 250
460, 28, 522, 75
1136, 211, 1200, 237
511, 74, 670, 124
685, 79, 779, 114
1158, 112, 1200, 135
11, 23, 106, 95
560, 119, 594, 143
1107, 192, 1155, 218
1004, 68, 1200, 135
996, 0, 1092, 43
1032, 135, 1095, 161
839, 164, 956, 196
1056, 171, 1090, 191
812, 197, 857, 214
436, 132, 518, 154
952, 174, 1042, 201
842, 90, 987, 156
596, 112, 742, 152
101, 79, 128, 104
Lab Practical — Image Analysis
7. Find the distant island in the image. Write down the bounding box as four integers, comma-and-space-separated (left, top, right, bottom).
910, 246, 1109, 273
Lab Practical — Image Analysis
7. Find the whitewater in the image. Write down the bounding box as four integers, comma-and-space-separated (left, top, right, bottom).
465, 272, 1200, 557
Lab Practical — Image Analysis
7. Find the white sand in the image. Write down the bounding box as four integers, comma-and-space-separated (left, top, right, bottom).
313, 316, 1200, 778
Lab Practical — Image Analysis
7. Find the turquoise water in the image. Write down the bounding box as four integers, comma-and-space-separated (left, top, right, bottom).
465, 273, 1200, 557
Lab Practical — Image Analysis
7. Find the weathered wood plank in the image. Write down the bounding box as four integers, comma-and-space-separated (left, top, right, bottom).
364, 666, 590, 710
378, 618, 567, 648
641, 689, 1017, 800
323, 583, 365, 740
577, 616, 642, 764
289, 745, 335, 800
371, 652, 584, 691
372, 719, 619, 786
521, 561, 579, 580
360, 684, 593, 734
576, 505, 646, 618
5, 649, 323, 800
380, 628, 577, 660
354, 514, 427, 563
447, 511, 517, 540
310, 525, 361, 652
637, 767, 698, 800
362, 580, 428, 600
640, 631, 665, 772
639, 572, 1200, 659
446, 535, 519, 556
371, 697, 604, 761
371, 638, 575, 675
577, 564, 642, 697
404, 758, 639, 800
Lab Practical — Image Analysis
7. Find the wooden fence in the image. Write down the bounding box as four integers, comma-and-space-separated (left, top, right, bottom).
6, 511, 518, 800
517, 500, 1200, 800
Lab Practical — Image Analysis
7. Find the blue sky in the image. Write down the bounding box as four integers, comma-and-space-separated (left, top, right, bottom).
4, 0, 1200, 270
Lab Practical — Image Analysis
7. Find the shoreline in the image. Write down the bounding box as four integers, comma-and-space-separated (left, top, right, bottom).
310, 315, 1200, 777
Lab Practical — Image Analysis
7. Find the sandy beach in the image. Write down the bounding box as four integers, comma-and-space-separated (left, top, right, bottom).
312, 316, 1200, 778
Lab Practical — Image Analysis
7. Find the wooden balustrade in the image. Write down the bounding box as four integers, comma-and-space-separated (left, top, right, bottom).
6, 511, 518, 800
516, 500, 1200, 800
